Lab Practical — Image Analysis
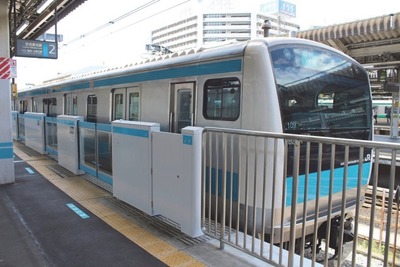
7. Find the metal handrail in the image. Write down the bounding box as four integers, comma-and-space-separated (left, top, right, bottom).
201, 127, 400, 266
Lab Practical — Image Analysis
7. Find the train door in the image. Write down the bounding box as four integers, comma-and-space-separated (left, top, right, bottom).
112, 87, 141, 121
19, 100, 28, 113
170, 82, 196, 133
43, 98, 57, 117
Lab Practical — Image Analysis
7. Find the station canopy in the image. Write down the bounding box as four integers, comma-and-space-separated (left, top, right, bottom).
297, 13, 400, 68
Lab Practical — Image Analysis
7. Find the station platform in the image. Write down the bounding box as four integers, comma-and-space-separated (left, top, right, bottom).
0, 142, 267, 267
372, 134, 400, 190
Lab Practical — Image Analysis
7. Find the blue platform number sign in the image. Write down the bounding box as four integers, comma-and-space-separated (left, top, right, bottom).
16, 39, 58, 59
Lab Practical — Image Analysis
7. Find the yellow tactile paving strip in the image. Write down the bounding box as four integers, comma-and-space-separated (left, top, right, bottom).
13, 143, 205, 267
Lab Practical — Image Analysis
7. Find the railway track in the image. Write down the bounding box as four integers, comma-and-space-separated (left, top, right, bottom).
361, 185, 400, 229
354, 185, 400, 265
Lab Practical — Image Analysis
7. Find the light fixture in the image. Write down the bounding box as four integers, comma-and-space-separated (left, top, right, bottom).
16, 20, 29, 35
37, 0, 55, 14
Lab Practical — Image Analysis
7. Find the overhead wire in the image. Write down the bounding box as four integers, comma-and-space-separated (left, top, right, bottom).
64, 0, 160, 45
60, 0, 190, 51
108, 0, 191, 36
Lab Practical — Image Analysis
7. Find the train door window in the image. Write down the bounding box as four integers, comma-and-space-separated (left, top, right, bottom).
170, 82, 196, 133
72, 96, 78, 115
64, 94, 78, 115
19, 100, 28, 113
128, 92, 140, 121
64, 94, 71, 114
112, 87, 140, 121
43, 98, 57, 117
32, 98, 38, 112
87, 95, 97, 123
113, 91, 124, 120
203, 78, 240, 120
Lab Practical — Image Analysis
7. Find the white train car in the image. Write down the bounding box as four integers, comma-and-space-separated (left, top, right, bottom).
15, 37, 373, 254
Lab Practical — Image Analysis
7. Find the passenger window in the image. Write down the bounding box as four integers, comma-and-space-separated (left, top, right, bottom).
203, 78, 240, 121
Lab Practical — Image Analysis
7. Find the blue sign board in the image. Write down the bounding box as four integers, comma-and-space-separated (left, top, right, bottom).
279, 0, 296, 17
260, 0, 296, 18
16, 39, 58, 59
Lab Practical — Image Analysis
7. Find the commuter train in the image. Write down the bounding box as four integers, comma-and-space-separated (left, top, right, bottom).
14, 37, 373, 255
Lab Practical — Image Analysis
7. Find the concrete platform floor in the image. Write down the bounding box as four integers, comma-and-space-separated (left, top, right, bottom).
0, 142, 267, 267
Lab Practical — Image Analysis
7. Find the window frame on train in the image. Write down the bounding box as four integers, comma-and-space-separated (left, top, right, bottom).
203, 77, 241, 121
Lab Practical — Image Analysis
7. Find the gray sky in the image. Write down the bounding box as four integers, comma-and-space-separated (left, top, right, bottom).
16, 0, 400, 88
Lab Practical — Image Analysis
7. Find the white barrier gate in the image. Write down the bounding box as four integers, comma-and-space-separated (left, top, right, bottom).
112, 120, 160, 216
57, 115, 84, 175
152, 127, 203, 238
112, 120, 203, 238
24, 112, 46, 154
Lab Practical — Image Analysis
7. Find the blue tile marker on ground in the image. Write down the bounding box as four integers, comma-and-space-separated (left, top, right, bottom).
25, 167, 35, 174
66, 203, 90, 219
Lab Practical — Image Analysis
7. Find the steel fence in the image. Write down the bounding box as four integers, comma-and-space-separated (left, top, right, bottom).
201, 127, 400, 266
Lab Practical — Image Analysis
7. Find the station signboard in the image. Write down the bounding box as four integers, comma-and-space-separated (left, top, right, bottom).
260, 0, 296, 18
16, 39, 58, 59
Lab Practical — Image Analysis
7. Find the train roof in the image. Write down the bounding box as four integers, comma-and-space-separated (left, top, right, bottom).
24, 40, 249, 92
19, 37, 356, 96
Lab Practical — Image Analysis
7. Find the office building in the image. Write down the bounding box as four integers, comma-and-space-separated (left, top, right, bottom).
150, 0, 300, 52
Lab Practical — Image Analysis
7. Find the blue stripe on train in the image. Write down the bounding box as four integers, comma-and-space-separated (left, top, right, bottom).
19, 59, 242, 97
285, 162, 371, 206
94, 59, 242, 88
205, 168, 239, 202
206, 162, 371, 207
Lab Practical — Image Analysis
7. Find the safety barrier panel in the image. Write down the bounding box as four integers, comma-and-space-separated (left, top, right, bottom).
24, 112, 46, 154
17, 114, 25, 143
11, 111, 18, 141
45, 116, 58, 160
79, 121, 113, 185
57, 115, 84, 175
152, 127, 203, 238
112, 120, 160, 215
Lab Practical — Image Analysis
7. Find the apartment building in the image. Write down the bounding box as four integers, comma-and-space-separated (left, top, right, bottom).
150, 0, 299, 52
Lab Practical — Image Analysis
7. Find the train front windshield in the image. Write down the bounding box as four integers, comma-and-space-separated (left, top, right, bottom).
271, 45, 372, 140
